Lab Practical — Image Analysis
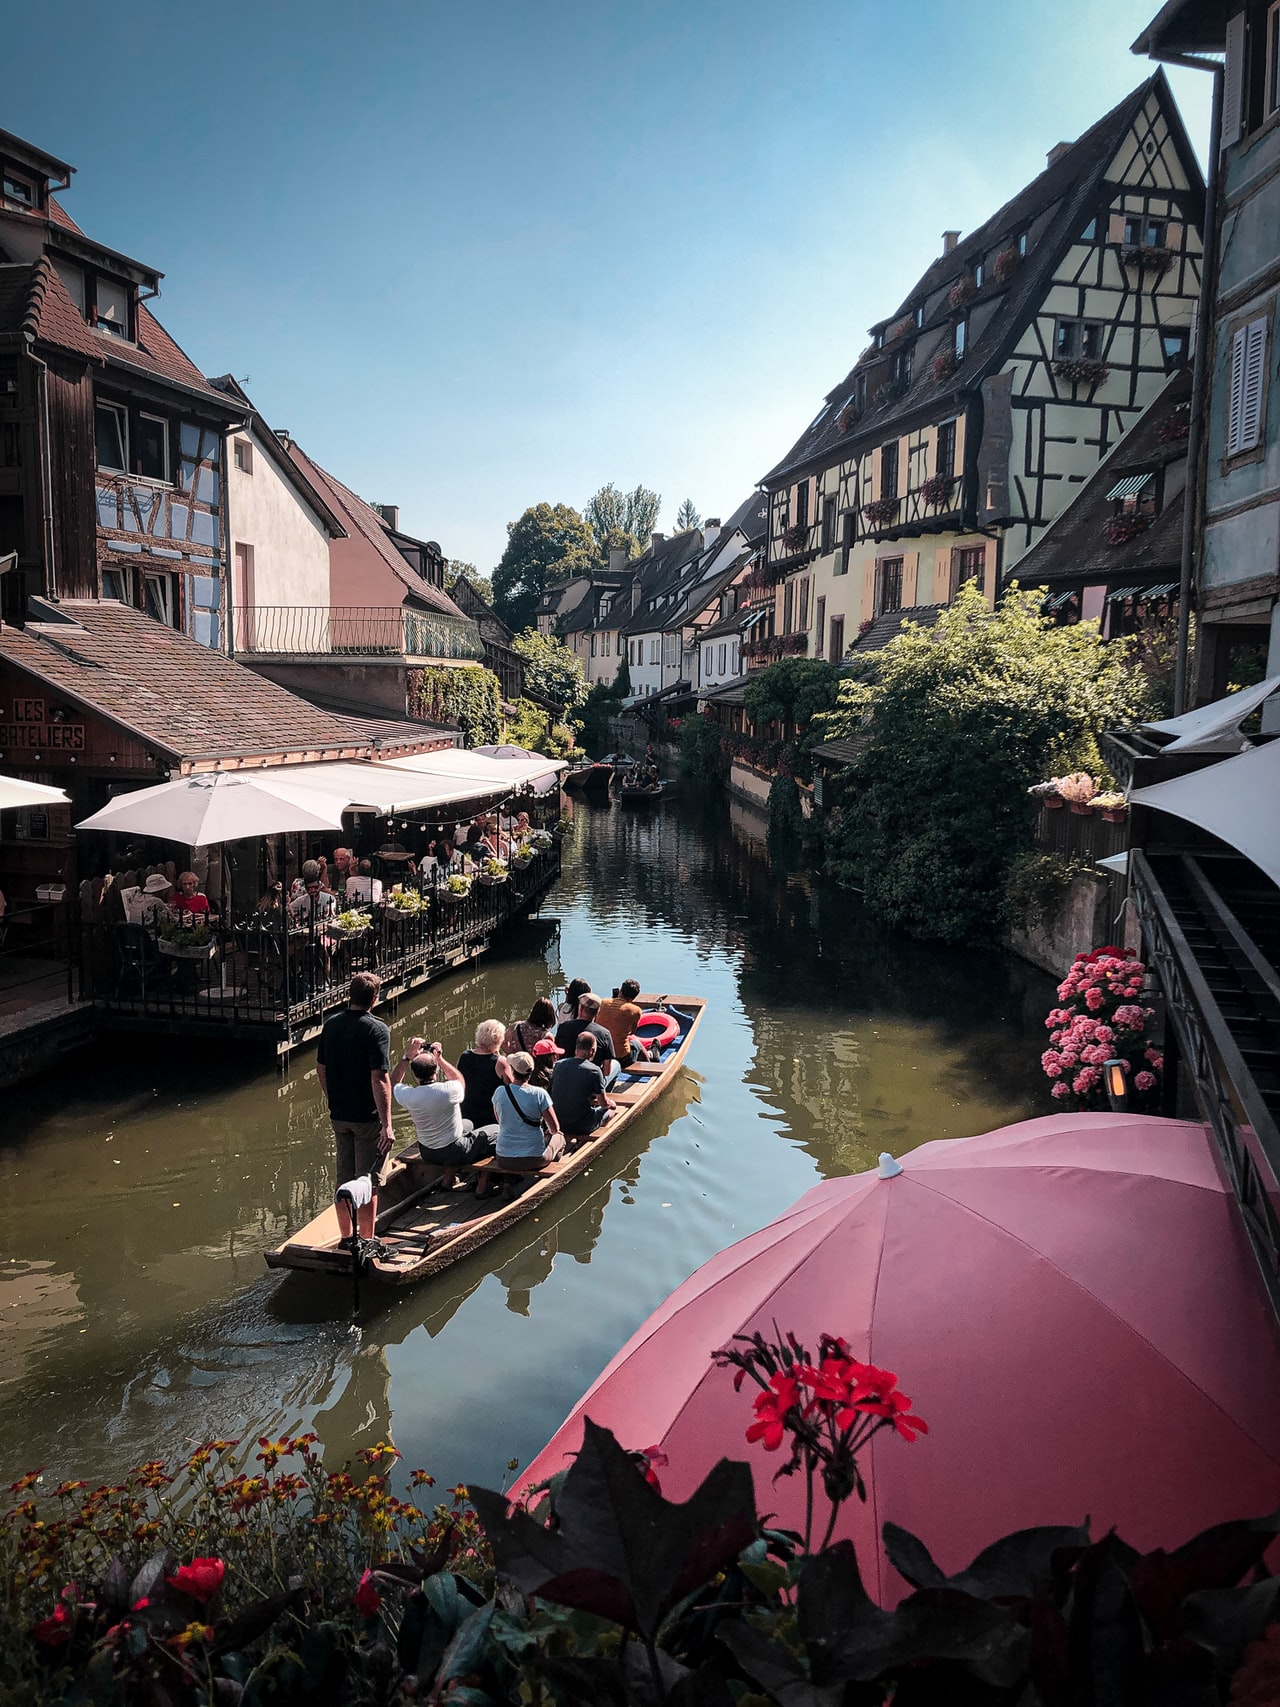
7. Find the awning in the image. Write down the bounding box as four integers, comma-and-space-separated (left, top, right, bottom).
742, 608, 770, 631
1044, 589, 1078, 609
0, 775, 70, 811
1141, 674, 1280, 754
1106, 473, 1154, 500
75, 770, 350, 844
1131, 741, 1280, 888
1143, 583, 1179, 599
383, 749, 566, 790
1106, 586, 1142, 602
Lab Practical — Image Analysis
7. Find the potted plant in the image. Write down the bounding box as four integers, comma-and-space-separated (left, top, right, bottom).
886, 314, 915, 341
477, 857, 508, 887
156, 917, 216, 960
863, 496, 899, 529
1028, 779, 1064, 811
1041, 946, 1163, 1109
509, 841, 534, 870
1057, 772, 1096, 815
836, 402, 861, 432
782, 523, 808, 554
550, 819, 570, 840
1156, 404, 1191, 444
1092, 791, 1129, 823
948, 275, 977, 309
920, 472, 955, 508
929, 349, 959, 385
441, 874, 472, 904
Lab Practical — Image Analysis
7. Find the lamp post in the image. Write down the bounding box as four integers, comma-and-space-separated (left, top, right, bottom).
1104, 1058, 1130, 1113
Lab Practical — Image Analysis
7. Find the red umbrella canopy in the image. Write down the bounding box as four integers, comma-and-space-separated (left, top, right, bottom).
520, 1115, 1280, 1603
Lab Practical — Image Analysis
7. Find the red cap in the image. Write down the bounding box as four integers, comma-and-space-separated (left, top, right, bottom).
532, 1038, 564, 1057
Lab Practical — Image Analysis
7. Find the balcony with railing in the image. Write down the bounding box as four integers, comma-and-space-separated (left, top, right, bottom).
233, 606, 485, 663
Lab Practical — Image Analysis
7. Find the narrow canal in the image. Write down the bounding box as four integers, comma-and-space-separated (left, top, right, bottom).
0, 796, 1054, 1491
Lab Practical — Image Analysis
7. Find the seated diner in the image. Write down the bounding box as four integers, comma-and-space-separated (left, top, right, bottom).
345, 859, 383, 906
170, 871, 213, 922
288, 860, 338, 924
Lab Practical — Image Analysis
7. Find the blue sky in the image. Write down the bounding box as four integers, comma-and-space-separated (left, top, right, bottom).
10, 0, 1211, 571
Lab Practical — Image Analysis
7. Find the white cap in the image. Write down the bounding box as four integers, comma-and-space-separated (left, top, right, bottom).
878, 1153, 904, 1179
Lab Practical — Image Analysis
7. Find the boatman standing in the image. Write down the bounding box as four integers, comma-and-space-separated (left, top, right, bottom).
316, 972, 394, 1243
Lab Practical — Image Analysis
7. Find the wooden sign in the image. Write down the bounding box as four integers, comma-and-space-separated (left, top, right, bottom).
0, 696, 87, 753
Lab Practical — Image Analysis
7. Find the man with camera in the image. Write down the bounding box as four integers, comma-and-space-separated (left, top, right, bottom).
390, 1035, 496, 1189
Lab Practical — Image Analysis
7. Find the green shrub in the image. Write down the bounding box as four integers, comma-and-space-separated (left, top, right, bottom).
676, 713, 727, 784
407, 665, 501, 744
1003, 850, 1091, 932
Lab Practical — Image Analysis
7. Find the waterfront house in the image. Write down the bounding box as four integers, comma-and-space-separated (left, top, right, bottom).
444, 573, 525, 703
759, 74, 1205, 662
1134, 1, 1280, 711
618, 530, 708, 699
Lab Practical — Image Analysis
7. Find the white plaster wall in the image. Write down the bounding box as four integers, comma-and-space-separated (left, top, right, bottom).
228, 426, 331, 609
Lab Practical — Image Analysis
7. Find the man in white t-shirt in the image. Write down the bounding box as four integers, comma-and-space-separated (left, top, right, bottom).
344, 858, 383, 906
390, 1037, 496, 1186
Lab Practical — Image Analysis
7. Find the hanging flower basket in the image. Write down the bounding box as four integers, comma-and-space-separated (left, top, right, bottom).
863, 497, 899, 529
920, 473, 955, 508
948, 276, 977, 309
1121, 245, 1175, 276
993, 246, 1021, 284
929, 349, 959, 385
1055, 358, 1110, 389
440, 877, 472, 904
328, 910, 373, 940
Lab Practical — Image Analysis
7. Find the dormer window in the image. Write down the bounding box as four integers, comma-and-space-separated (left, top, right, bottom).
890, 346, 912, 386
874, 329, 885, 350
954, 319, 967, 360
973, 260, 984, 288
1107, 470, 1159, 517
2, 174, 37, 211
1017, 231, 1029, 256
914, 304, 925, 329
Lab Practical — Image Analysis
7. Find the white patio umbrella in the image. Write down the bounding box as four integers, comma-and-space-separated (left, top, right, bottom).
0, 776, 70, 810
75, 771, 350, 847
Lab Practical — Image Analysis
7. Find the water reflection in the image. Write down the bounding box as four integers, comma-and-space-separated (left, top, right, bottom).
0, 796, 1052, 1488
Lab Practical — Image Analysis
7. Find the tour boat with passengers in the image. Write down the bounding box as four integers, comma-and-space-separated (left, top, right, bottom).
264, 994, 705, 1290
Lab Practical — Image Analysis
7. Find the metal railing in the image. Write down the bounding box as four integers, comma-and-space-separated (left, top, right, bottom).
234, 606, 485, 662
82, 837, 563, 1046
1131, 849, 1280, 1316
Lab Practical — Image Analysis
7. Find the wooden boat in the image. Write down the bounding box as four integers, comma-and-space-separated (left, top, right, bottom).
264, 995, 706, 1289
563, 762, 614, 796
618, 780, 664, 805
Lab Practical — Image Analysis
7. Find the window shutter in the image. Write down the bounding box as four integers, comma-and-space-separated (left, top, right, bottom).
936, 547, 952, 604
1227, 325, 1247, 455
1240, 317, 1268, 452
1222, 10, 1245, 148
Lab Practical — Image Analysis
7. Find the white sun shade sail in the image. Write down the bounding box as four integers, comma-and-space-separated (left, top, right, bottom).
75, 771, 350, 845
265, 761, 508, 816
0, 775, 70, 810
383, 749, 567, 789
1141, 675, 1280, 753
1131, 741, 1280, 888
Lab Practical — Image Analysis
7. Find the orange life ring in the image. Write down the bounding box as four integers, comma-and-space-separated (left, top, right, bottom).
634, 1011, 679, 1050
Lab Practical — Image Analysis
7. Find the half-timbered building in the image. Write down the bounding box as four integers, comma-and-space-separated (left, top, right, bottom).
759, 73, 1205, 660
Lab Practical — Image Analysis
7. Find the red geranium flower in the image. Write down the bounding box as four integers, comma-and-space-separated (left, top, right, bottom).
168, 1557, 225, 1601
353, 1570, 381, 1618
638, 1445, 668, 1492
850, 1387, 929, 1442
31, 1602, 73, 1646
746, 1372, 801, 1451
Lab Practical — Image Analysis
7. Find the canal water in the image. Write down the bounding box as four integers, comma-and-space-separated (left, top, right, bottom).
0, 796, 1053, 1492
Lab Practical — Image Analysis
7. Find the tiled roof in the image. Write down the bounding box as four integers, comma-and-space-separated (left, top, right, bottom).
721, 490, 769, 543
1011, 369, 1190, 587
283, 441, 471, 620
763, 74, 1194, 485
618, 532, 706, 636
0, 248, 232, 407
811, 735, 872, 768
851, 605, 944, 653
285, 698, 459, 753
0, 602, 443, 764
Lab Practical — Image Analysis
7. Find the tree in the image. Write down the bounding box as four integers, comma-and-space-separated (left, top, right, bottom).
445, 560, 493, 605
584, 483, 662, 561
675, 498, 701, 531
821, 584, 1156, 944
492, 504, 595, 632
512, 628, 590, 719
744, 657, 843, 735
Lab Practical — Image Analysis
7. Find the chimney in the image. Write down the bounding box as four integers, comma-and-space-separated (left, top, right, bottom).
375, 504, 400, 531
942, 230, 961, 255
630, 578, 641, 614
703, 518, 721, 551
607, 545, 629, 574
1047, 141, 1072, 167
650, 531, 666, 551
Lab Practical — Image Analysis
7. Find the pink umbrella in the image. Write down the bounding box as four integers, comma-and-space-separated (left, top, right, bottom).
521, 1114, 1280, 1602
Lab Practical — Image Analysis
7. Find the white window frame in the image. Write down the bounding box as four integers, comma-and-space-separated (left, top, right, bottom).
234, 437, 254, 474
94, 276, 130, 339
95, 400, 128, 473
137, 413, 170, 484
1226, 315, 1269, 458
143, 571, 175, 627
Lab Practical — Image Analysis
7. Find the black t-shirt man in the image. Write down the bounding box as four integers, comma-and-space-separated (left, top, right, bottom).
316, 1008, 391, 1121
553, 1018, 615, 1072
550, 1055, 608, 1135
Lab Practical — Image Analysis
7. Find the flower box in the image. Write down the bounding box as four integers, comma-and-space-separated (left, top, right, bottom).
1104, 512, 1154, 547
1069, 802, 1095, 817
1101, 807, 1129, 824
327, 923, 370, 941
836, 404, 861, 433
782, 524, 809, 554
1155, 406, 1191, 445
1121, 245, 1174, 276
477, 872, 508, 887
993, 246, 1021, 284
886, 315, 915, 342
920, 473, 955, 508
1043, 795, 1065, 811
929, 349, 959, 385
863, 497, 899, 529
158, 938, 216, 962
1054, 358, 1110, 389
509, 853, 533, 871
948, 276, 976, 309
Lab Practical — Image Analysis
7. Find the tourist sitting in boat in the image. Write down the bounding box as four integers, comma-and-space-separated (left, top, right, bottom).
458, 1019, 506, 1129
554, 991, 616, 1076
288, 861, 338, 924
478, 1051, 564, 1190
529, 1036, 562, 1087
556, 977, 592, 1024
344, 859, 383, 906
504, 996, 557, 1056
391, 1037, 495, 1188
170, 871, 213, 922
550, 1031, 616, 1142
597, 978, 643, 1065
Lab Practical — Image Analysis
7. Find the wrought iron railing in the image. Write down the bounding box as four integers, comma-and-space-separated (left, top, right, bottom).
82, 835, 563, 1046
234, 606, 485, 662
1131, 849, 1280, 1316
